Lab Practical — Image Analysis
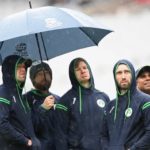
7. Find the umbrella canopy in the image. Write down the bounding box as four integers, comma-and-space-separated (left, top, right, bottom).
0, 6, 112, 63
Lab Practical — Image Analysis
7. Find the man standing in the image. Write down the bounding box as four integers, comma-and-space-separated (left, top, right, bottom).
102, 59, 150, 150
0, 55, 41, 150
55, 57, 110, 150
25, 62, 59, 150
136, 65, 150, 95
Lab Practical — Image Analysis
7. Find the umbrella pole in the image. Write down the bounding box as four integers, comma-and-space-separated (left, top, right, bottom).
28, 0, 32, 9
0, 41, 4, 64
40, 33, 49, 60
0, 41, 4, 50
35, 33, 48, 84
35, 33, 43, 63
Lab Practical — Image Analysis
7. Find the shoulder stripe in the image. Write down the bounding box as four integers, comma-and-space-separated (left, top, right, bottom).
55, 104, 68, 111
142, 102, 150, 110
0, 97, 11, 105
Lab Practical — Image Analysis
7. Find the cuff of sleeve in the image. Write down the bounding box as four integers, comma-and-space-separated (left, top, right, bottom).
37, 105, 49, 117
25, 138, 29, 146
40, 104, 50, 111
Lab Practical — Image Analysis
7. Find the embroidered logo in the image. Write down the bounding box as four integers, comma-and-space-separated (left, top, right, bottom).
14, 43, 29, 57
125, 108, 133, 117
45, 18, 62, 28
97, 99, 105, 108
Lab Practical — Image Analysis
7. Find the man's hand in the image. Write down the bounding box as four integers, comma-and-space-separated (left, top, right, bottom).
41, 95, 55, 110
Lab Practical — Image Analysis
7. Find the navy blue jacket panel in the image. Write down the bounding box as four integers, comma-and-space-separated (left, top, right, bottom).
25, 89, 60, 150
55, 88, 110, 150
103, 90, 150, 150
55, 58, 110, 150
101, 59, 150, 150
0, 55, 39, 150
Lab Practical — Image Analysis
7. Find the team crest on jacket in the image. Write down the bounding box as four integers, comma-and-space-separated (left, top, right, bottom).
125, 108, 133, 117
97, 99, 105, 108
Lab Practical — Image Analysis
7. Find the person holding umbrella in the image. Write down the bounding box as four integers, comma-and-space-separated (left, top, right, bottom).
136, 65, 150, 95
101, 59, 150, 150
25, 62, 59, 150
55, 57, 110, 150
0, 55, 41, 150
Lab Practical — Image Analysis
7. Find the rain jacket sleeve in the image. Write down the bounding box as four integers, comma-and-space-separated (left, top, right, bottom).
129, 105, 150, 150
26, 92, 60, 135
54, 96, 69, 150
0, 100, 28, 145
25, 93, 49, 136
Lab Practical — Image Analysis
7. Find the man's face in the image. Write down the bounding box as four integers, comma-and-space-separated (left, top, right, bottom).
116, 64, 132, 90
33, 70, 51, 91
16, 63, 26, 83
137, 72, 150, 94
75, 61, 90, 85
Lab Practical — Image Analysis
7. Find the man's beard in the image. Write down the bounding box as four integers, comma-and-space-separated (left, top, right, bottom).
34, 81, 51, 91
118, 82, 130, 94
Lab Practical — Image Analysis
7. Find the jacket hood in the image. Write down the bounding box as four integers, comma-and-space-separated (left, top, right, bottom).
113, 59, 136, 95
69, 57, 94, 89
113, 59, 136, 121
2, 55, 32, 88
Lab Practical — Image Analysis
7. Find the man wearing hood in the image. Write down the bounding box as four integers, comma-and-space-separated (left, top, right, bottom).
55, 57, 110, 150
101, 59, 150, 150
0, 55, 41, 150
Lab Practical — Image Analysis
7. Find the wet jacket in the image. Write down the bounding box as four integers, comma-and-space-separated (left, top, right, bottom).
0, 55, 40, 150
25, 89, 60, 150
55, 58, 110, 150
101, 59, 150, 150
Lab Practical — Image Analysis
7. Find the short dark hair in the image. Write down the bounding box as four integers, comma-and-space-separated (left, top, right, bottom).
74, 58, 87, 69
